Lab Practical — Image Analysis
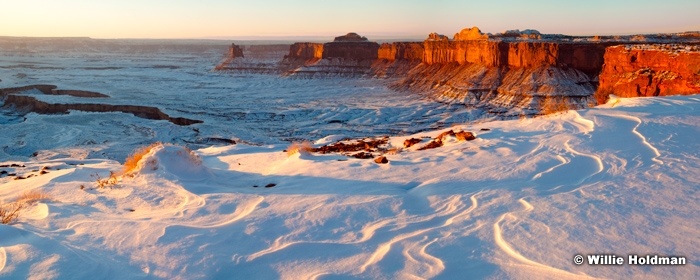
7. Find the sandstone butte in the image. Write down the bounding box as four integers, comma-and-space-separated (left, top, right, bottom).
216, 27, 700, 111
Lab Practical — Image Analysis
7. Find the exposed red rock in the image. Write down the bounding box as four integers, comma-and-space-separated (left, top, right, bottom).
378, 42, 424, 61
597, 44, 700, 102
453, 27, 489, 41
418, 140, 443, 151
373, 42, 424, 77
313, 138, 388, 154
374, 156, 388, 164
455, 131, 476, 141
403, 138, 422, 148
212, 27, 700, 112
286, 42, 324, 60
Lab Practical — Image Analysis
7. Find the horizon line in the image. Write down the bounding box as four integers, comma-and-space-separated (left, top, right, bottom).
2, 29, 699, 41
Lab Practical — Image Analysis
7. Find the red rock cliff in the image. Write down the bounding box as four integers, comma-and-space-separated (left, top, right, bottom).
378, 42, 424, 61
597, 44, 700, 102
286, 43, 324, 60
421, 39, 608, 76
216, 28, 700, 113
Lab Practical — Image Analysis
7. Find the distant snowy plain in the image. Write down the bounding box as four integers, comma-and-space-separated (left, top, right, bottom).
0, 46, 478, 161
0, 44, 698, 279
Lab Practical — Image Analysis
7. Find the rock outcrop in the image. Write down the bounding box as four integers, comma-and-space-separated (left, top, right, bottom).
279, 42, 325, 72
597, 44, 700, 102
453, 27, 489, 41
215, 44, 288, 72
1, 85, 201, 126
321, 33, 379, 61
283, 33, 381, 77
3, 95, 201, 126
228, 43, 244, 58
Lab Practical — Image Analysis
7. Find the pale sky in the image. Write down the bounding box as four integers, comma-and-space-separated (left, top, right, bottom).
1, 0, 699, 39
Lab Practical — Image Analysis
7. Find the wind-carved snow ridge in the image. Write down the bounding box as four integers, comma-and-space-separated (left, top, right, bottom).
0, 96, 698, 279
357, 194, 480, 276
246, 193, 481, 278
591, 112, 665, 168
493, 199, 598, 279
0, 247, 6, 273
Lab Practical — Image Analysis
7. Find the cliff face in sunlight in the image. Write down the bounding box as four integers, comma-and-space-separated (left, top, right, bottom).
213, 27, 700, 114
388, 29, 613, 113
282, 33, 382, 77
286, 43, 324, 60
597, 44, 700, 102
378, 42, 424, 61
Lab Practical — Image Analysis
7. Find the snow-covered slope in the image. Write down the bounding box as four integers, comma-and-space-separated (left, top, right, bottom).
1, 95, 698, 279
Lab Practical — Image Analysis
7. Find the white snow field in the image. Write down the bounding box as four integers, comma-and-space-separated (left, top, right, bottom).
1, 95, 698, 279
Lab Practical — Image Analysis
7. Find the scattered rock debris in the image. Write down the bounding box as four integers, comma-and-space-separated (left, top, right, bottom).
403, 138, 422, 148
350, 152, 374, 159
455, 131, 476, 141
298, 131, 478, 158
418, 130, 477, 151
418, 140, 444, 151
313, 137, 388, 154
374, 156, 388, 164
0, 164, 25, 168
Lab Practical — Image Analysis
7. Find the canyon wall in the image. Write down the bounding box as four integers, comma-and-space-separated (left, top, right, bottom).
214, 27, 700, 114
281, 33, 382, 77
393, 37, 611, 114
421, 39, 609, 75
597, 44, 700, 102
322, 42, 379, 60
377, 42, 424, 61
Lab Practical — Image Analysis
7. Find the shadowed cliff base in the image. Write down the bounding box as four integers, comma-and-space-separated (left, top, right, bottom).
1, 85, 202, 126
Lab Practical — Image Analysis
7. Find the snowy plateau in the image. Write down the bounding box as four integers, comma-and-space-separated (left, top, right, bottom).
0, 41, 699, 279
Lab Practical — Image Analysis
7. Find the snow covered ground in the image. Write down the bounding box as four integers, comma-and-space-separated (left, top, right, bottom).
1, 94, 698, 279
0, 46, 479, 161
